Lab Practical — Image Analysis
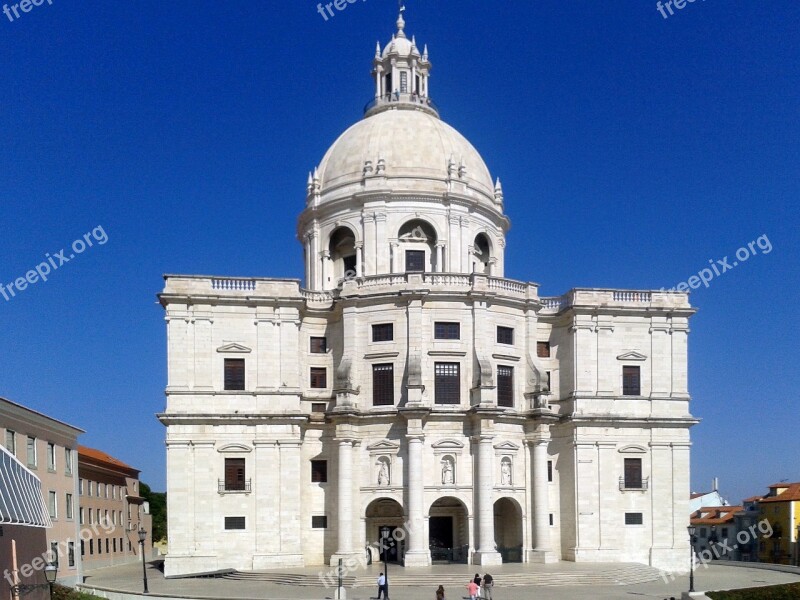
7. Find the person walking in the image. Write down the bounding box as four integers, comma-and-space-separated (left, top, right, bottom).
377, 572, 388, 599
472, 573, 482, 599
435, 584, 446, 600
482, 573, 494, 600
466, 578, 479, 600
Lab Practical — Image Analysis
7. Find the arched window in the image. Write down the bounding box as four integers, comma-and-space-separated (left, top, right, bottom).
329, 227, 357, 283
398, 220, 437, 273
473, 233, 491, 274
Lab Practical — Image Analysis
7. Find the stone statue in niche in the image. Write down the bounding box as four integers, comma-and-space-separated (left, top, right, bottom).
501, 460, 512, 486
378, 460, 390, 486
441, 457, 454, 485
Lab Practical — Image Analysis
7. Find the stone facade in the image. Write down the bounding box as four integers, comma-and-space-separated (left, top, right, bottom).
158, 12, 698, 577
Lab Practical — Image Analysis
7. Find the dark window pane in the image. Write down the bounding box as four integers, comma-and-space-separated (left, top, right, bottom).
310, 367, 327, 388
497, 365, 513, 407
434, 362, 460, 404
434, 322, 460, 340
372, 323, 394, 342
310, 337, 327, 353
373, 363, 395, 406
312, 515, 328, 529
625, 512, 643, 525
224, 516, 246, 530
224, 358, 245, 391
547, 460, 553, 482
497, 326, 514, 345
537, 341, 551, 358
622, 366, 641, 396
225, 458, 246, 491
624, 458, 642, 489
406, 250, 425, 272
343, 255, 357, 279
311, 460, 328, 483
311, 403, 327, 413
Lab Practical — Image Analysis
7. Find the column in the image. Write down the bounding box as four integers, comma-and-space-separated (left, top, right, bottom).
253, 441, 281, 568
193, 311, 213, 390
474, 435, 502, 565
375, 213, 388, 273
321, 250, 330, 289
331, 439, 358, 564
595, 316, 614, 396
192, 442, 216, 557
531, 438, 556, 562
355, 242, 363, 278
363, 212, 376, 276
390, 242, 400, 273
435, 243, 445, 272
279, 440, 304, 566
404, 434, 430, 566
166, 309, 189, 391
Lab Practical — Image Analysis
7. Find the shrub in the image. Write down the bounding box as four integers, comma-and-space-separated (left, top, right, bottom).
707, 582, 800, 600
52, 584, 105, 600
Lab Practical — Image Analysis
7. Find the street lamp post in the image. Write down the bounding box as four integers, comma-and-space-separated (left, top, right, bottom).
138, 527, 149, 594
687, 525, 697, 593
43, 563, 58, 599
380, 526, 391, 600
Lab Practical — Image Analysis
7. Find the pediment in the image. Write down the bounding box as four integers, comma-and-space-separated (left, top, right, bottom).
366, 440, 400, 452
493, 441, 520, 452
619, 445, 647, 454
616, 351, 647, 361
217, 343, 252, 353
431, 439, 465, 450
217, 443, 252, 453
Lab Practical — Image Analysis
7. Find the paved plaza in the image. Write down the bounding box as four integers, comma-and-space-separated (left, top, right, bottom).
79, 560, 800, 600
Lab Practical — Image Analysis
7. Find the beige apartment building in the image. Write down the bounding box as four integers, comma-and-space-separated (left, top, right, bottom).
1, 397, 84, 585
78, 445, 153, 569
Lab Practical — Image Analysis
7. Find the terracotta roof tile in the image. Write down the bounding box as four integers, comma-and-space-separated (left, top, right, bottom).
761, 482, 800, 503
78, 445, 137, 472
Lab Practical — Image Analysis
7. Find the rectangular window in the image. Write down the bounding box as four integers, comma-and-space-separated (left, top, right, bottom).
106, 539, 109, 554
721, 527, 729, 538
399, 71, 408, 93
310, 367, 327, 389
310, 336, 327, 353
224, 516, 246, 530
497, 326, 514, 345
312, 515, 328, 529
79, 479, 83, 495
372, 363, 395, 406
27, 437, 36, 468
48, 491, 57, 519
547, 460, 553, 482
68, 542, 75, 567
89, 540, 93, 555
66, 493, 74, 519
624, 458, 643, 489
405, 250, 425, 272
224, 458, 246, 491
497, 365, 514, 407
47, 442, 56, 471
88, 481, 93, 497
112, 485, 116, 499
372, 323, 394, 342
312, 402, 327, 413
224, 358, 246, 391
434, 322, 460, 340
79, 508, 84, 525
112, 511, 116, 525
434, 362, 460, 405
81, 540, 85, 557
99, 483, 104, 498
113, 538, 117, 552
625, 512, 644, 525
88, 508, 93, 524
549, 513, 554, 526
4, 430, 15, 454
622, 366, 641, 396
98, 538, 102, 554
65, 448, 73, 476
311, 460, 328, 483
50, 542, 59, 566
537, 341, 551, 358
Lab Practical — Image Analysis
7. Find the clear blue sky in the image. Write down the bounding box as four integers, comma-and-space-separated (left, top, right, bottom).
1, 1, 797, 503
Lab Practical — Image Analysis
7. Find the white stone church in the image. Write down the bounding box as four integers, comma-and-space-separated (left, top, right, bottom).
158, 11, 697, 577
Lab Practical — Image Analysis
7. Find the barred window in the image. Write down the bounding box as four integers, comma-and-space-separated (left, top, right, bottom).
312, 515, 328, 529
373, 364, 395, 406
311, 460, 328, 483
434, 362, 460, 404
224, 358, 245, 390
625, 512, 643, 525
497, 326, 514, 345
405, 250, 425, 272
537, 341, 551, 358
310, 337, 327, 353
372, 323, 394, 342
497, 365, 514, 407
622, 366, 641, 396
434, 322, 460, 340
224, 516, 246, 530
624, 458, 643, 489
310, 367, 327, 388
224, 458, 246, 491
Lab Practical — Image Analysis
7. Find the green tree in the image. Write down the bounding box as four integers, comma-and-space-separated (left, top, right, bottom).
140, 482, 167, 542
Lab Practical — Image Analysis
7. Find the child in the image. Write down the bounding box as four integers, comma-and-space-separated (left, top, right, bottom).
436, 584, 445, 600
466, 579, 480, 600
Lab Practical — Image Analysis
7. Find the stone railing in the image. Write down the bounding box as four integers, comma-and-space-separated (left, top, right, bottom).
539, 289, 689, 313
612, 291, 652, 303
424, 273, 472, 287
487, 276, 527, 295
211, 278, 257, 292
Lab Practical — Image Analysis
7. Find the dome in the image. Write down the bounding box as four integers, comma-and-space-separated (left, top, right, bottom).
316, 109, 496, 205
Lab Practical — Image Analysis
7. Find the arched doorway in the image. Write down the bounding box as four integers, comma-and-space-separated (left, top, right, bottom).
428, 496, 469, 563
473, 233, 492, 274
365, 498, 404, 563
329, 226, 357, 284
493, 497, 523, 562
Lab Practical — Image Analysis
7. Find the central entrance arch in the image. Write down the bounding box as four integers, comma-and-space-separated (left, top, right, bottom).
428, 496, 469, 563
365, 498, 405, 563
494, 497, 523, 562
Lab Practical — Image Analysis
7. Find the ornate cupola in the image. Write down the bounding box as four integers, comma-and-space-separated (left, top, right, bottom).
365, 9, 437, 118
297, 8, 510, 291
